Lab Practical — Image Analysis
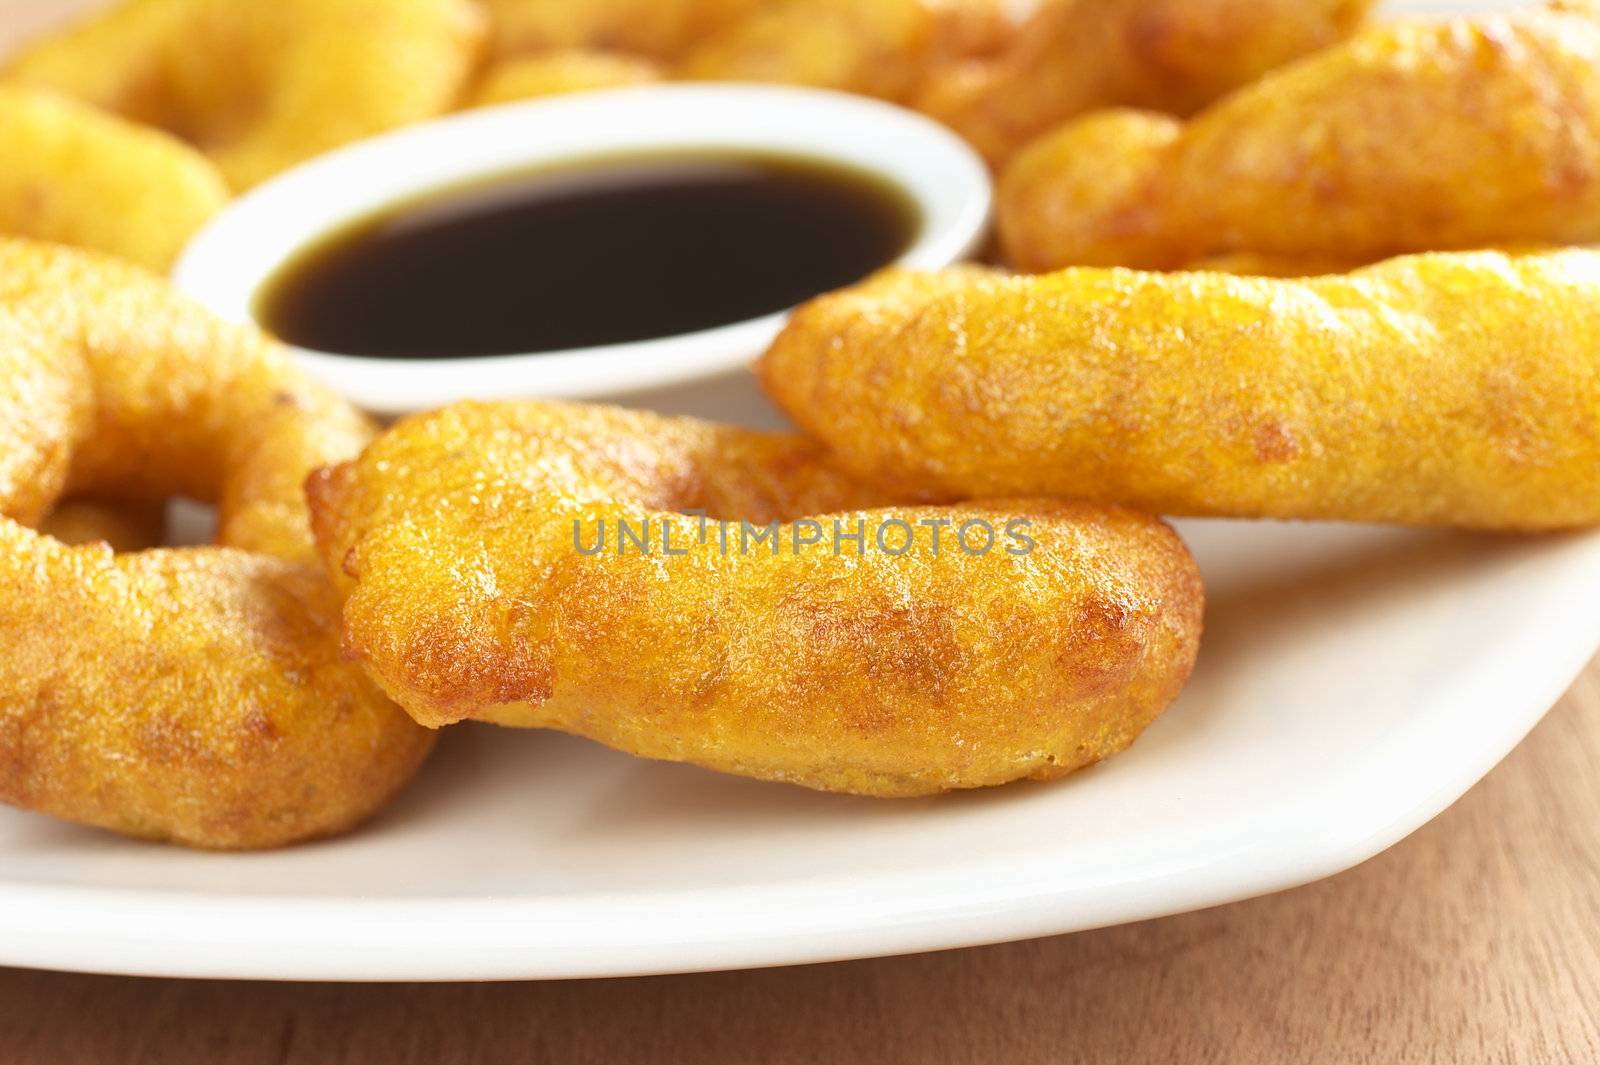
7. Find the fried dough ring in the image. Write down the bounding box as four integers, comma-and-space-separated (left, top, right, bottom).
307, 401, 1202, 798
760, 250, 1600, 531
0, 239, 434, 848
0, 86, 228, 271
5, 0, 485, 190
915, 0, 1372, 168
997, 4, 1600, 271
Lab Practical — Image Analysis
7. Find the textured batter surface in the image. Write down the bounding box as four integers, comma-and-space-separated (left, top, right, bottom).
680, 0, 1016, 102
464, 50, 661, 108
308, 401, 1203, 798
760, 250, 1600, 531
998, 3, 1600, 271
916, 0, 1371, 167
0, 239, 433, 848
481, 0, 761, 60
4, 0, 485, 189
0, 86, 228, 270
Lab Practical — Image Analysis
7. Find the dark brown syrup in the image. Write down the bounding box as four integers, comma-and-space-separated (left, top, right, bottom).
256, 152, 920, 359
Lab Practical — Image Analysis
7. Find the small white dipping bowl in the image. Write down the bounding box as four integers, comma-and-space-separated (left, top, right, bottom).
174, 84, 991, 415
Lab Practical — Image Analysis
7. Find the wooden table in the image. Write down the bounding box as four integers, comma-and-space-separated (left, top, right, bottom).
2, 662, 1597, 1064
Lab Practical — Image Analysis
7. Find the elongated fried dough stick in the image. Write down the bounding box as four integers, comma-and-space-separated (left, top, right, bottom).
917, 0, 1371, 167
308, 400, 1203, 797
760, 250, 1600, 531
998, 4, 1600, 270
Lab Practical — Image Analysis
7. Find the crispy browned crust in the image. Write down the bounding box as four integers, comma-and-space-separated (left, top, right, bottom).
760, 250, 1600, 531
0, 239, 433, 849
916, 0, 1371, 167
308, 400, 1203, 798
998, 5, 1600, 271
4, 0, 485, 189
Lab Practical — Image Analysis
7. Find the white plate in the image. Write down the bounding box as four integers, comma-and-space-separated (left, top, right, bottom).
2, 0, 1589, 982
3, 375, 1599, 981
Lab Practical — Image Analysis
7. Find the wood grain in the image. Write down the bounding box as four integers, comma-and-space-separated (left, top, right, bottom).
2, 659, 1597, 1064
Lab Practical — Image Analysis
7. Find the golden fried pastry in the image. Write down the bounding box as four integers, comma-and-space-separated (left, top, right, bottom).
917, 0, 1372, 167
760, 250, 1600, 531
998, 107, 1181, 270
997, 4, 1600, 271
0, 239, 433, 848
997, 110, 1372, 276
307, 401, 1203, 797
482, 0, 762, 60
5, 0, 485, 190
0, 86, 228, 270
464, 50, 661, 108
680, 0, 1016, 102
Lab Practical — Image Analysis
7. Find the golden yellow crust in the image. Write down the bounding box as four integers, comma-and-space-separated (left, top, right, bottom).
463, 50, 661, 108
482, 0, 761, 61
0, 239, 369, 558
916, 0, 1371, 167
997, 110, 1375, 275
998, 107, 1182, 270
308, 400, 1203, 798
0, 239, 433, 848
760, 250, 1600, 531
998, 4, 1600, 270
680, 0, 1015, 102
5, 0, 485, 189
0, 533, 434, 849
0, 86, 228, 270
